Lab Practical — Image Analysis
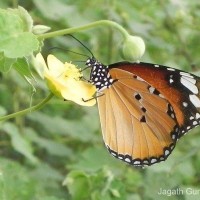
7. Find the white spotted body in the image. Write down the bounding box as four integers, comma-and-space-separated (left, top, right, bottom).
86, 57, 115, 91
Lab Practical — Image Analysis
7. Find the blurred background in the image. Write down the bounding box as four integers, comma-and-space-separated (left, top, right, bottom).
0, 0, 200, 199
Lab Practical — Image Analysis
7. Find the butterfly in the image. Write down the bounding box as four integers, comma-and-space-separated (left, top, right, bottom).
85, 58, 200, 167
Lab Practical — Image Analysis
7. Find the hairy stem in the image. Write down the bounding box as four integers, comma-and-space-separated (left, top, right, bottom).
37, 20, 129, 40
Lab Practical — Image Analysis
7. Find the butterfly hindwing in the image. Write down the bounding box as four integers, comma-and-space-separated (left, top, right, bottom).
98, 68, 179, 166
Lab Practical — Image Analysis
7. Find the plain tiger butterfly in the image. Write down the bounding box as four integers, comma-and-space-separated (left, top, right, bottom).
85, 58, 200, 167
69, 35, 200, 167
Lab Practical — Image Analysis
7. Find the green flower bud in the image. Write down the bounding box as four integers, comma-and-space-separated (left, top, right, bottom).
121, 35, 145, 61
32, 25, 51, 35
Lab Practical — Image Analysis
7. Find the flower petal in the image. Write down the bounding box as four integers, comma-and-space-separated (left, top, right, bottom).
60, 79, 96, 106
61, 88, 96, 106
47, 54, 65, 77
45, 73, 64, 98
35, 53, 48, 78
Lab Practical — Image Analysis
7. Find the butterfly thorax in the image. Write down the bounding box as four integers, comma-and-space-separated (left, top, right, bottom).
86, 58, 115, 91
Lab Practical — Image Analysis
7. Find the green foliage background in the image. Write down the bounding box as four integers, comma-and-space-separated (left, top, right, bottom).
1, 0, 200, 200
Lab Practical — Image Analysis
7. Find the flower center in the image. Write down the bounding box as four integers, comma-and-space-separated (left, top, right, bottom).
62, 64, 82, 81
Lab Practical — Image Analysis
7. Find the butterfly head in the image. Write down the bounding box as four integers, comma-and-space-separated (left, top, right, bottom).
86, 57, 97, 67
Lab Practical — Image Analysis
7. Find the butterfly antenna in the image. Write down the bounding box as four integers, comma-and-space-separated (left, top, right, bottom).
48, 47, 90, 58
68, 34, 94, 58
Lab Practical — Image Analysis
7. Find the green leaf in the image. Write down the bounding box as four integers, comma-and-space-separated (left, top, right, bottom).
32, 163, 63, 182
0, 158, 64, 199
109, 180, 126, 200
26, 128, 73, 157
13, 57, 34, 81
0, 158, 38, 200
0, 56, 16, 72
70, 147, 122, 172
0, 32, 39, 58
12, 57, 36, 90
2, 122, 39, 164
0, 8, 39, 58
28, 108, 100, 142
64, 169, 126, 200
63, 171, 91, 200
8, 6, 33, 32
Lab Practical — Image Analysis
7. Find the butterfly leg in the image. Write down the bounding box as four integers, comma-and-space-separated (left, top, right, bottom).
82, 92, 104, 102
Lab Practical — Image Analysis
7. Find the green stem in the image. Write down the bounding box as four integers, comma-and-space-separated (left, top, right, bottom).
0, 93, 54, 122
37, 20, 129, 40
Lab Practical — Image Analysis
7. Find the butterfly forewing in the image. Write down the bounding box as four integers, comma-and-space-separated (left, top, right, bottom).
110, 62, 200, 137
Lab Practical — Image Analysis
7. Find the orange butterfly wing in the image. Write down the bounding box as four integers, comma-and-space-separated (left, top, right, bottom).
97, 68, 178, 166
110, 62, 200, 136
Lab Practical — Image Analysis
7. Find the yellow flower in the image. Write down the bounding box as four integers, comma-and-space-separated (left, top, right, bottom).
35, 53, 96, 106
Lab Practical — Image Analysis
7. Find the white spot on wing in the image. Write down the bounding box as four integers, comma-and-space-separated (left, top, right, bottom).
189, 95, 200, 108
172, 134, 176, 140
149, 86, 155, 94
180, 72, 193, 78
151, 158, 157, 163
183, 102, 188, 107
133, 160, 141, 165
143, 160, 149, 164
193, 121, 198, 125
125, 157, 131, 163
165, 149, 170, 156
136, 76, 144, 81
111, 152, 117, 156
160, 157, 165, 161
167, 68, 175, 71
159, 94, 164, 98
180, 77, 198, 94
196, 113, 200, 119
182, 76, 196, 84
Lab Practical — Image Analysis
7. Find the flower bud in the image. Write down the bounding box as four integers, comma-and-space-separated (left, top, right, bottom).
32, 25, 51, 34
121, 35, 145, 61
